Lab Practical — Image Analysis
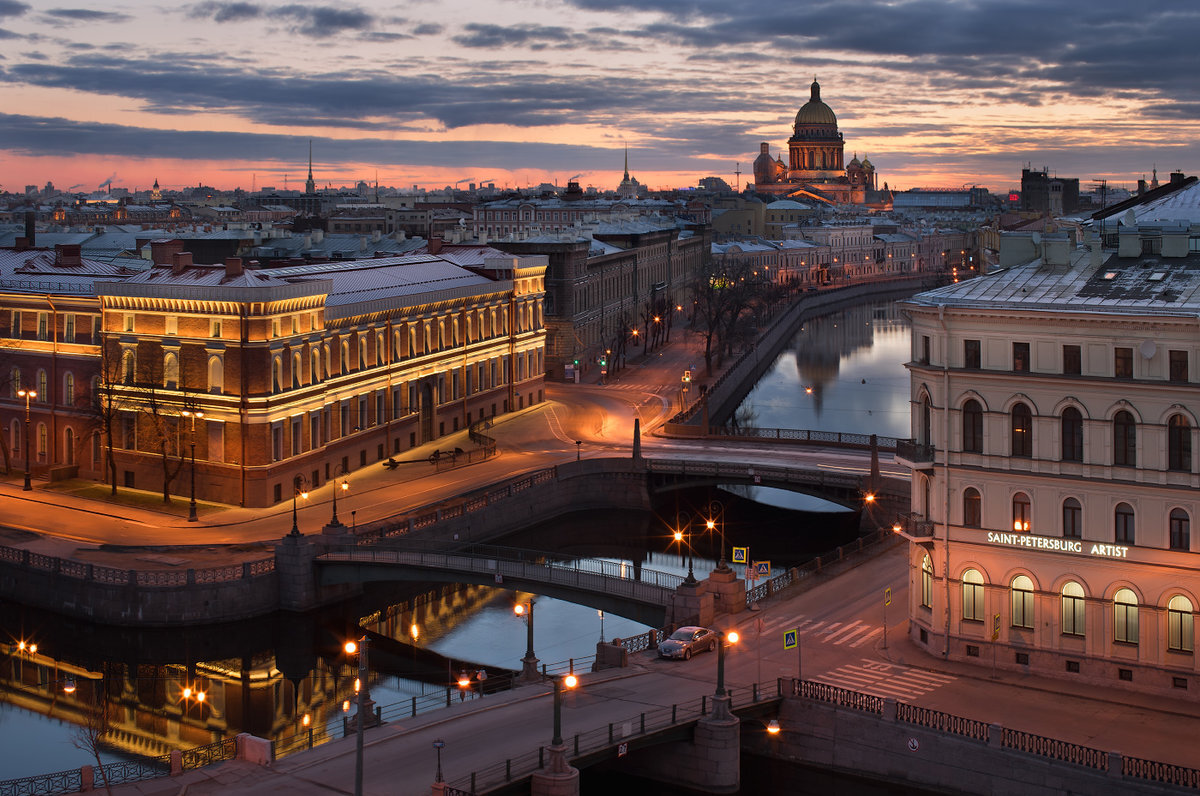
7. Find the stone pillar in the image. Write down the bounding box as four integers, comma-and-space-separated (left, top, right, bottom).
670, 578, 714, 627
276, 533, 318, 612
692, 696, 740, 793
530, 745, 580, 796
81, 765, 93, 791
705, 566, 745, 616
632, 418, 641, 461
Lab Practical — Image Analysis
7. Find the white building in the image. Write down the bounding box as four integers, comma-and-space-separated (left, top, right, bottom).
898, 222, 1200, 695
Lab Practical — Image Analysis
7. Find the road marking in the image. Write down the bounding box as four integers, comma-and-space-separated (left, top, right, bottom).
824, 621, 863, 644
813, 659, 957, 700
850, 628, 883, 647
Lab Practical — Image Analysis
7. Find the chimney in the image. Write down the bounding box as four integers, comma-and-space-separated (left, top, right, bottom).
54, 244, 82, 266
151, 239, 185, 266
224, 256, 244, 277
312, 228, 324, 243
24, 210, 35, 247
371, 229, 381, 243
171, 251, 193, 275
428, 236, 443, 255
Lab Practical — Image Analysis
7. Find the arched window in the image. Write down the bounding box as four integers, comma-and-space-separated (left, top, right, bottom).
37, 369, 47, 402
1011, 575, 1034, 629
292, 352, 302, 389
1011, 403, 1032, 457
962, 399, 983, 453
376, 333, 384, 366
341, 340, 350, 372
1168, 595, 1194, 653
359, 337, 368, 369
1170, 508, 1190, 550
920, 555, 933, 608
121, 350, 136, 384
919, 397, 932, 447
311, 350, 321, 384
64, 427, 75, 465
1062, 497, 1082, 538
163, 352, 179, 389
207, 356, 223, 394
272, 356, 283, 393
1168, 414, 1191, 472
1061, 407, 1083, 462
1061, 582, 1085, 637
962, 569, 985, 622
1115, 502, 1135, 544
1113, 410, 1136, 466
63, 372, 74, 407
1114, 588, 1139, 644
1012, 492, 1031, 532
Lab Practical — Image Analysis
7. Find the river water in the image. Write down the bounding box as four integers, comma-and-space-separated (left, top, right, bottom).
0, 301, 911, 783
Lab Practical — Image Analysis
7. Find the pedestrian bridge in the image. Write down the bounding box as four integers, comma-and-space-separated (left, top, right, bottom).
316, 543, 684, 626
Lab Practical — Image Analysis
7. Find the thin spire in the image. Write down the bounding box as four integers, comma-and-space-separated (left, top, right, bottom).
305, 139, 316, 194
623, 144, 629, 181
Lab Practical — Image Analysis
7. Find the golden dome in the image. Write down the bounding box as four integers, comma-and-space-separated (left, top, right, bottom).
794, 79, 837, 127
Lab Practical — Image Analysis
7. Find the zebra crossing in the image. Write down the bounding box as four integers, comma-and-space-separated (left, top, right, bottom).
756, 615, 883, 649
813, 658, 957, 700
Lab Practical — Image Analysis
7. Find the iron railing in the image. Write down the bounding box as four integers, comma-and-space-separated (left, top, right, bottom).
181, 737, 238, 770
895, 439, 935, 463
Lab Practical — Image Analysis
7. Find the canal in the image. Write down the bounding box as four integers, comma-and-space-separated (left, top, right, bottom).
0, 299, 911, 784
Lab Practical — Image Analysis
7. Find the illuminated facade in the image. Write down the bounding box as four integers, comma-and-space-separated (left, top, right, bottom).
899, 226, 1200, 694
1, 242, 546, 508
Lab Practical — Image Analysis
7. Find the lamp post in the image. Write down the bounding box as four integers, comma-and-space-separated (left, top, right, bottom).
552, 673, 578, 746
432, 738, 445, 783
712, 629, 738, 720
515, 598, 539, 681
181, 408, 204, 522
17, 388, 36, 491
329, 463, 350, 529
345, 636, 374, 796
672, 513, 695, 584
289, 475, 309, 536
706, 500, 728, 570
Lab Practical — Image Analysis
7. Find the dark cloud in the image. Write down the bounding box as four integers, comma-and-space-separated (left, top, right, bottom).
188, 2, 262, 23
413, 23, 443, 36
0, 26, 18, 38
453, 23, 583, 49
42, 8, 132, 23
0, 111, 696, 173
0, 0, 28, 17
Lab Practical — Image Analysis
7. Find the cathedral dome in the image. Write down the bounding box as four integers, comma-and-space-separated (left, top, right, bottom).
753, 142, 776, 185
794, 79, 837, 127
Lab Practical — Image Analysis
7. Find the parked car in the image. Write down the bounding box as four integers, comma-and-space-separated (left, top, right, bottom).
659, 626, 718, 660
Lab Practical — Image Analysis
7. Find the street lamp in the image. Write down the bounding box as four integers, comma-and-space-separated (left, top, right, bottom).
552, 673, 578, 746
671, 513, 695, 584
344, 636, 374, 796
181, 408, 204, 522
715, 629, 739, 698
17, 388, 36, 491
329, 463, 350, 529
514, 598, 539, 681
705, 500, 728, 570
289, 474, 310, 536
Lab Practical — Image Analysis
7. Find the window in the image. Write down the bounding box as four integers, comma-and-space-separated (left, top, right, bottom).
121, 350, 136, 384
359, 338, 368, 370
960, 487, 981, 528
1011, 403, 1032, 457
921, 555, 933, 608
1062, 498, 1081, 538
1012, 492, 1031, 532
208, 356, 223, 394
340, 341, 350, 373
1168, 595, 1194, 653
1169, 415, 1191, 472
1059, 407, 1083, 462
1114, 588, 1138, 644
63, 373, 74, 407
962, 399, 983, 453
1113, 410, 1136, 466
920, 335, 930, 364
37, 423, 47, 456
962, 569, 984, 622
10, 309, 21, 337
1063, 344, 1081, 375
1115, 502, 1135, 544
37, 370, 47, 402
1170, 350, 1189, 383
1114, 346, 1133, 379
1170, 508, 1190, 550
1011, 575, 1034, 629
964, 339, 981, 369
163, 353, 179, 389
211, 319, 222, 338
1061, 582, 1085, 637
37, 312, 48, 341
292, 352, 302, 389
1013, 342, 1030, 372
64, 314, 75, 342
272, 357, 283, 393
124, 313, 134, 332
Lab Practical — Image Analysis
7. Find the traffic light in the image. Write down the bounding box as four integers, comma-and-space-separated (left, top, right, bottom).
600, 357, 607, 366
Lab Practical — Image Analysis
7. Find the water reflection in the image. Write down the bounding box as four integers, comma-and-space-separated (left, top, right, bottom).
736, 301, 911, 438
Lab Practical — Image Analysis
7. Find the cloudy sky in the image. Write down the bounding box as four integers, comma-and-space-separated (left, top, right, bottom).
1, 0, 1198, 195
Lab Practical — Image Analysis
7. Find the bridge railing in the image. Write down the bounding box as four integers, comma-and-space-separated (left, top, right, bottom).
746, 527, 894, 608
447, 680, 775, 794
707, 427, 901, 450
332, 540, 685, 593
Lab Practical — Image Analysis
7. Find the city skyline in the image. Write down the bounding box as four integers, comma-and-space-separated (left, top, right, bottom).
1, 0, 1198, 195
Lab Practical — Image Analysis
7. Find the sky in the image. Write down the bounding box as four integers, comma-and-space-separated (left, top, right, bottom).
1, 0, 1199, 196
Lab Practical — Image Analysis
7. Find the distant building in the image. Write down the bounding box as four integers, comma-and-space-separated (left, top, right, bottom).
1019, 167, 1080, 215
750, 80, 887, 206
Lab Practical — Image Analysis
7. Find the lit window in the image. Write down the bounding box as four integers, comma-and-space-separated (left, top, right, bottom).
962, 569, 984, 622
921, 555, 934, 609
1061, 582, 1085, 637
1114, 588, 1139, 644
1010, 575, 1034, 629
1168, 595, 1194, 653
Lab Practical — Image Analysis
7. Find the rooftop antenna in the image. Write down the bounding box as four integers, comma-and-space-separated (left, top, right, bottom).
734, 162, 741, 192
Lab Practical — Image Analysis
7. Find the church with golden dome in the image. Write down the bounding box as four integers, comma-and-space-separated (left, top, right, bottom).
751, 79, 886, 206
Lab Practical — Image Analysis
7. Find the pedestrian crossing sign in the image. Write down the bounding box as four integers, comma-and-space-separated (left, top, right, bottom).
783, 629, 798, 650
754, 561, 771, 577
731, 547, 748, 564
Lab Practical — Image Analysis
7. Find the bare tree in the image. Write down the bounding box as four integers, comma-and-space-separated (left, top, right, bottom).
72, 689, 115, 796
